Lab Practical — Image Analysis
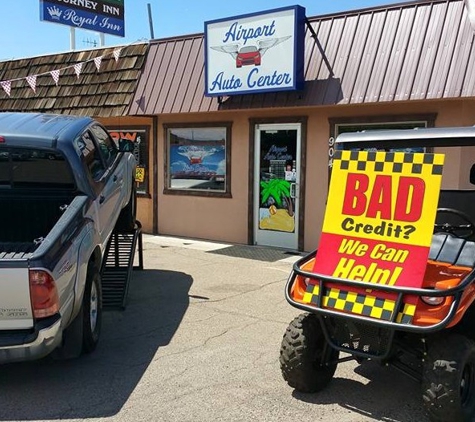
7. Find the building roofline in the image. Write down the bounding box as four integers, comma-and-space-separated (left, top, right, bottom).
149, 32, 204, 44
307, 0, 448, 21
0, 40, 149, 64
150, 0, 451, 42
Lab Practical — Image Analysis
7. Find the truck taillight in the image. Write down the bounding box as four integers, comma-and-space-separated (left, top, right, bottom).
29, 270, 59, 318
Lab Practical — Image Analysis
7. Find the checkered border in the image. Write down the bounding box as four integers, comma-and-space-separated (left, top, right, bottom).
334, 149, 443, 176
303, 284, 416, 324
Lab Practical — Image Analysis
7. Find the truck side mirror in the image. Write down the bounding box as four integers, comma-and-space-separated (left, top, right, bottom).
470, 164, 475, 185
118, 139, 135, 153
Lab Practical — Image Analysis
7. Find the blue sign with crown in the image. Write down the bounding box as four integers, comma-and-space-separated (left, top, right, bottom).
40, 0, 125, 37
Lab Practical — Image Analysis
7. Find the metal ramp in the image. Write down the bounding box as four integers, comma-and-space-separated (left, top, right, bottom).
101, 221, 144, 310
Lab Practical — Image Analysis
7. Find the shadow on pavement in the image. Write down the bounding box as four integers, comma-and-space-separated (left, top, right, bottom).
292, 360, 428, 422
0, 269, 192, 420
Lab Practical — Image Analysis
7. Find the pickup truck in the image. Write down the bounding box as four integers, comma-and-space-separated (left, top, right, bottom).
0, 112, 136, 363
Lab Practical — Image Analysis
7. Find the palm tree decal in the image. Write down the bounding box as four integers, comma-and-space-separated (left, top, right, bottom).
260, 179, 294, 217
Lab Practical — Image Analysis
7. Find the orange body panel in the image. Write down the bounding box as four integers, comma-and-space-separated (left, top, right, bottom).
289, 257, 475, 328
413, 260, 474, 327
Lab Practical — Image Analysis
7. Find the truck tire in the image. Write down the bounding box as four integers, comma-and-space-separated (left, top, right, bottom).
52, 263, 102, 359
82, 264, 102, 353
422, 334, 475, 422
280, 313, 339, 393
116, 182, 136, 232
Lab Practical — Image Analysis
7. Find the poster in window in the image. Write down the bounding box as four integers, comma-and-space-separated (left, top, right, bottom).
168, 127, 226, 191
108, 128, 148, 194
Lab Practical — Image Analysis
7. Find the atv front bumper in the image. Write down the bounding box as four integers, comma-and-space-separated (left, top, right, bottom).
285, 250, 475, 334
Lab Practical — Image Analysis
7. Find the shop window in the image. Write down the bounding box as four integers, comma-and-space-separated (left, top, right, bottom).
107, 127, 149, 196
328, 115, 436, 169
164, 123, 231, 197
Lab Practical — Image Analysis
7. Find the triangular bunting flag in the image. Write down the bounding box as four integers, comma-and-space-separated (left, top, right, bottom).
135, 96, 145, 111
26, 75, 37, 93
74, 62, 83, 78
113, 48, 122, 62
1, 80, 11, 97
94, 56, 103, 71
50, 69, 60, 85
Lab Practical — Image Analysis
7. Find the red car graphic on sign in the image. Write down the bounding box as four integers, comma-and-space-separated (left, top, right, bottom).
211, 36, 291, 69
236, 46, 261, 68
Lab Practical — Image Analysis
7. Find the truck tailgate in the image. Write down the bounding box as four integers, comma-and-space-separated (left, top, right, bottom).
0, 267, 34, 329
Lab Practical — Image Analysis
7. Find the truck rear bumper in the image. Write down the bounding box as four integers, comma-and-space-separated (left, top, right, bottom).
0, 316, 62, 364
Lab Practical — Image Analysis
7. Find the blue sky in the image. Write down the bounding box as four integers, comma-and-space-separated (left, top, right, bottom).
2, 0, 406, 60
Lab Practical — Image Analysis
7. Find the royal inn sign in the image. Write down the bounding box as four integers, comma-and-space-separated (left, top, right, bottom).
204, 5, 306, 97
40, 0, 125, 37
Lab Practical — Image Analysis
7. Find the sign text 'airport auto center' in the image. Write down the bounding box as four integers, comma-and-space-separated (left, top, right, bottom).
204, 6, 306, 97
40, 0, 125, 37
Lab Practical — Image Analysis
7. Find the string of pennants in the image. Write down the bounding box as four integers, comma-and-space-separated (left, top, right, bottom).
0, 46, 123, 96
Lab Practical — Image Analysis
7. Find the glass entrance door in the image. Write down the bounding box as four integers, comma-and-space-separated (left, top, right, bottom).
254, 123, 301, 250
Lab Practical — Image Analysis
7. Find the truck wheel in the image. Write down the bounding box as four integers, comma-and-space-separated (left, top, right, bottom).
422, 334, 475, 422
52, 264, 102, 359
82, 265, 102, 353
116, 182, 136, 231
280, 313, 339, 393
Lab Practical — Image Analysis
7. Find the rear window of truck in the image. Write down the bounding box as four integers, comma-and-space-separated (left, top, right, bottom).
0, 148, 75, 189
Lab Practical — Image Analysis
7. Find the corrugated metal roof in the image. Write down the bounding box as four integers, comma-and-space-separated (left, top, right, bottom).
128, 0, 475, 115
0, 43, 149, 118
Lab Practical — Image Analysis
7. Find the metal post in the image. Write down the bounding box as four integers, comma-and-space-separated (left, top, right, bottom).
70, 27, 76, 50
148, 3, 155, 39
99, 33, 105, 47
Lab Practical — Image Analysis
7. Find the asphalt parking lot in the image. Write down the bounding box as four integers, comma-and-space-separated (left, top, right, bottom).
0, 235, 431, 422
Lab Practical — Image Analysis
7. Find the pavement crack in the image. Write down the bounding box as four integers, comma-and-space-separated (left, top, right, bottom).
190, 277, 287, 305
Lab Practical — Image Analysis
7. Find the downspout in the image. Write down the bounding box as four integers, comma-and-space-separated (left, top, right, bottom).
152, 115, 159, 234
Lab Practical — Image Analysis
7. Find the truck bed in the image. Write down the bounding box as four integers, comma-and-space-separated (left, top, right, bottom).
0, 243, 37, 259
0, 194, 73, 257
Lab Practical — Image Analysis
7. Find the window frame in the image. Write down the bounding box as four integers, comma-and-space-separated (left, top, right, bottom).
328, 114, 437, 170
329, 114, 436, 140
79, 130, 106, 182
164, 122, 232, 198
90, 124, 119, 168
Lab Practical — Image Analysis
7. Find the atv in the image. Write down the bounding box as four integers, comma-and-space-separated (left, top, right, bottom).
280, 127, 475, 422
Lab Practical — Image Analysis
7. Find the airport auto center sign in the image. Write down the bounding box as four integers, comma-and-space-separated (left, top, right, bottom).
40, 0, 125, 37
204, 5, 306, 97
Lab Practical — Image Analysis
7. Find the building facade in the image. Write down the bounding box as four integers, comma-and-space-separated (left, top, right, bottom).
1, 0, 474, 252
125, 0, 475, 251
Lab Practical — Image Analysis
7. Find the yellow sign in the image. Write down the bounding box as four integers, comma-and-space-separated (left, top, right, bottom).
135, 167, 145, 183
306, 149, 445, 322
324, 150, 445, 246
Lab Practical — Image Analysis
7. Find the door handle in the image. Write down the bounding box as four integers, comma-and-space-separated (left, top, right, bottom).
290, 183, 297, 199
99, 195, 105, 204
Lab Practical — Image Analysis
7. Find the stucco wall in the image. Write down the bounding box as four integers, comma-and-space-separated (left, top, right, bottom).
153, 113, 251, 243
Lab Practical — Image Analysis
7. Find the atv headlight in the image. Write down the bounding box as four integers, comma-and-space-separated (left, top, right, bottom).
421, 295, 444, 306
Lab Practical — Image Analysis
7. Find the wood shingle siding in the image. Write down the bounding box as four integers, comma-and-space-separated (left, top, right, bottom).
0, 43, 149, 117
